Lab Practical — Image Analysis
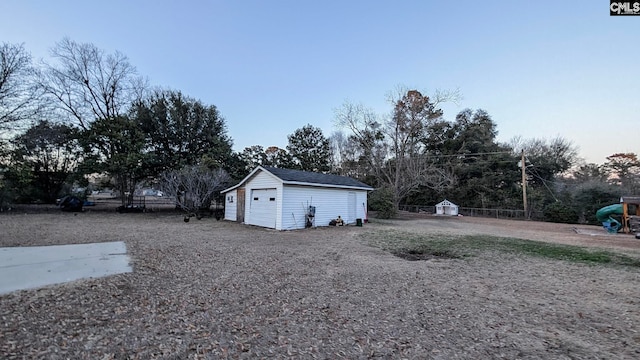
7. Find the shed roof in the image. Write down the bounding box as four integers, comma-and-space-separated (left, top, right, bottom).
263, 167, 372, 189
222, 166, 373, 193
436, 199, 458, 207
621, 196, 640, 204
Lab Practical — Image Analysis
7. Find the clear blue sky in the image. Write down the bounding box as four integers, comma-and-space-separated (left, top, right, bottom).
1, 0, 638, 165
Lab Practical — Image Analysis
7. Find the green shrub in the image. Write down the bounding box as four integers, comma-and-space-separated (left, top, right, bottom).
543, 202, 578, 223
368, 188, 396, 219
571, 181, 620, 224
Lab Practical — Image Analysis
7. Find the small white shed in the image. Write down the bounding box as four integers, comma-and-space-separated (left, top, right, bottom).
221, 166, 373, 230
435, 199, 459, 216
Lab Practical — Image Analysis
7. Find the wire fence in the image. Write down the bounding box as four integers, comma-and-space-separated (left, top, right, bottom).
398, 205, 543, 220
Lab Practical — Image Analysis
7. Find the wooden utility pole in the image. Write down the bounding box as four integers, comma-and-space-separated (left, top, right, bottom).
521, 150, 528, 219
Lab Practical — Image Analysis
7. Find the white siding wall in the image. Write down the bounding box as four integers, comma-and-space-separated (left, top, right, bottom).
244, 171, 283, 229
281, 186, 369, 230
355, 190, 368, 222
223, 189, 237, 221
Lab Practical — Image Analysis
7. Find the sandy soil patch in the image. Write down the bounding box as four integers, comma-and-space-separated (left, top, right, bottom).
388, 212, 640, 254
1, 211, 639, 359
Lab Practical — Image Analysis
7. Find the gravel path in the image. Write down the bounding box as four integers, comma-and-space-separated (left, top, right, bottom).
1, 212, 640, 359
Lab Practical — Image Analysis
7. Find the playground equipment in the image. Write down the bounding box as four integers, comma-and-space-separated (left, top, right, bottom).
596, 196, 640, 234
596, 204, 623, 233
621, 196, 640, 234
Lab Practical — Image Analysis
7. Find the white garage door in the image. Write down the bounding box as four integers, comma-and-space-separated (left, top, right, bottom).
248, 188, 277, 228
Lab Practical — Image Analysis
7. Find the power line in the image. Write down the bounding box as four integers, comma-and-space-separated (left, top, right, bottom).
526, 164, 559, 202
420, 151, 513, 159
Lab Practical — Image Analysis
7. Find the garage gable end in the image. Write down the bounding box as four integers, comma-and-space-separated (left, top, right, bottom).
243, 169, 283, 229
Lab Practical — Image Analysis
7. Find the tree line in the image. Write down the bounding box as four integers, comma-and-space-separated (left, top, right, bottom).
0, 39, 339, 210
331, 89, 639, 223
1, 40, 638, 224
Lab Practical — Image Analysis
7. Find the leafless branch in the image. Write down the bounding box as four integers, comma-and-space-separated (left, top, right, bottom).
159, 166, 230, 213
0, 42, 45, 132
40, 38, 147, 130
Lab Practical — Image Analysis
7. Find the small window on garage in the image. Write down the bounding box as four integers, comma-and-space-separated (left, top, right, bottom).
228, 195, 234, 203
254, 197, 259, 201
269, 197, 275, 201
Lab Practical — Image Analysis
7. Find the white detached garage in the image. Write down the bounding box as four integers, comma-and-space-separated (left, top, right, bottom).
221, 166, 373, 230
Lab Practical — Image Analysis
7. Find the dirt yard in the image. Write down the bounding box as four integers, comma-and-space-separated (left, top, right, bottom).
1, 210, 640, 359
390, 211, 640, 254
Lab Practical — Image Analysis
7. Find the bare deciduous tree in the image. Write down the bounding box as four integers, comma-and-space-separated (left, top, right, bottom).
38, 38, 148, 206
0, 42, 43, 132
605, 152, 640, 193
40, 38, 147, 130
159, 166, 230, 218
334, 101, 387, 176
334, 88, 458, 210
328, 131, 350, 175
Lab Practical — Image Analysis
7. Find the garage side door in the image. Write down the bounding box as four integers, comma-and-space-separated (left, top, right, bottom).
347, 191, 356, 223
248, 188, 277, 228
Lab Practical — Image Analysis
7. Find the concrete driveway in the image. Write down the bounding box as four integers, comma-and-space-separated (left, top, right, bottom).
0, 241, 132, 295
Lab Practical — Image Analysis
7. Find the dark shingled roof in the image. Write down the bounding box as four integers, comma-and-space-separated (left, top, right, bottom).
262, 167, 372, 189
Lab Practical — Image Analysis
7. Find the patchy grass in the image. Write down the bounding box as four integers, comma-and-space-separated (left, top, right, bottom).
366, 230, 640, 267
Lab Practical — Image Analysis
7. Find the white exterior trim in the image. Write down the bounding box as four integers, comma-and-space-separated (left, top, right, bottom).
281, 180, 372, 191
